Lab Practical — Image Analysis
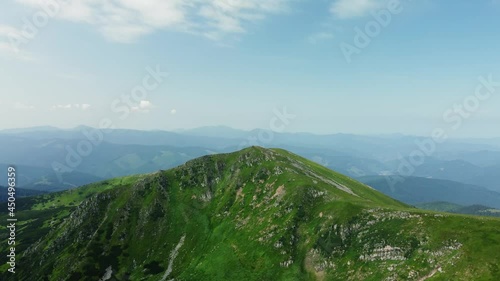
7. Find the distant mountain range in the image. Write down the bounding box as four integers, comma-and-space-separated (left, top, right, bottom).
1, 125, 499, 198
0, 185, 47, 202
359, 176, 500, 209
416, 202, 500, 217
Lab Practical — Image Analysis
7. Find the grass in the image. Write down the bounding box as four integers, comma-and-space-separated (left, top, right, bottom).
1, 147, 499, 280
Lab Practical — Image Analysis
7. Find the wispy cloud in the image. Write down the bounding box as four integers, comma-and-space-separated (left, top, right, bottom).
0, 24, 34, 60
307, 0, 386, 45
0, 25, 21, 38
13, 0, 293, 43
13, 102, 35, 110
330, 0, 384, 19
51, 104, 91, 110
132, 100, 153, 113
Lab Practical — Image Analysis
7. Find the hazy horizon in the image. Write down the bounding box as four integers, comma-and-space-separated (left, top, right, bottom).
2, 124, 500, 141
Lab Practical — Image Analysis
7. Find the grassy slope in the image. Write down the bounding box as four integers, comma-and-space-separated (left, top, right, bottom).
0, 147, 499, 281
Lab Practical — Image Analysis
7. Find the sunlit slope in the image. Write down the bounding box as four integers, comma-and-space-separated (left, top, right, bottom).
1, 147, 499, 281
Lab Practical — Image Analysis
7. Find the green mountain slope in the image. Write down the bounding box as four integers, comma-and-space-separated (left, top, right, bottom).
1, 147, 499, 280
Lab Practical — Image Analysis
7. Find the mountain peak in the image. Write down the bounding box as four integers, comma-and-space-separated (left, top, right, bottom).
177, 147, 406, 208
4, 148, 500, 280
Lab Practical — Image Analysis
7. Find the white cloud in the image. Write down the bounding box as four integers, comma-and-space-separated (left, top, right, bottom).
13, 0, 292, 43
0, 24, 34, 60
51, 104, 72, 110
13, 102, 35, 110
0, 25, 22, 38
170, 109, 177, 115
51, 104, 91, 110
132, 100, 153, 113
330, 0, 384, 19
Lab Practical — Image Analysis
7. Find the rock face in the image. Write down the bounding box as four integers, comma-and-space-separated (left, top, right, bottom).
2, 147, 500, 281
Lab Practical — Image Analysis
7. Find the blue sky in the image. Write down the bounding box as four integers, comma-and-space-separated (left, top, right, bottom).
0, 0, 499, 137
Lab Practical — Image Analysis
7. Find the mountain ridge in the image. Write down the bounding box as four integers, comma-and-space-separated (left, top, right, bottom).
1, 147, 499, 280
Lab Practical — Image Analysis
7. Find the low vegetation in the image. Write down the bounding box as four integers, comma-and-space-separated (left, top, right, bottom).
1, 147, 499, 280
